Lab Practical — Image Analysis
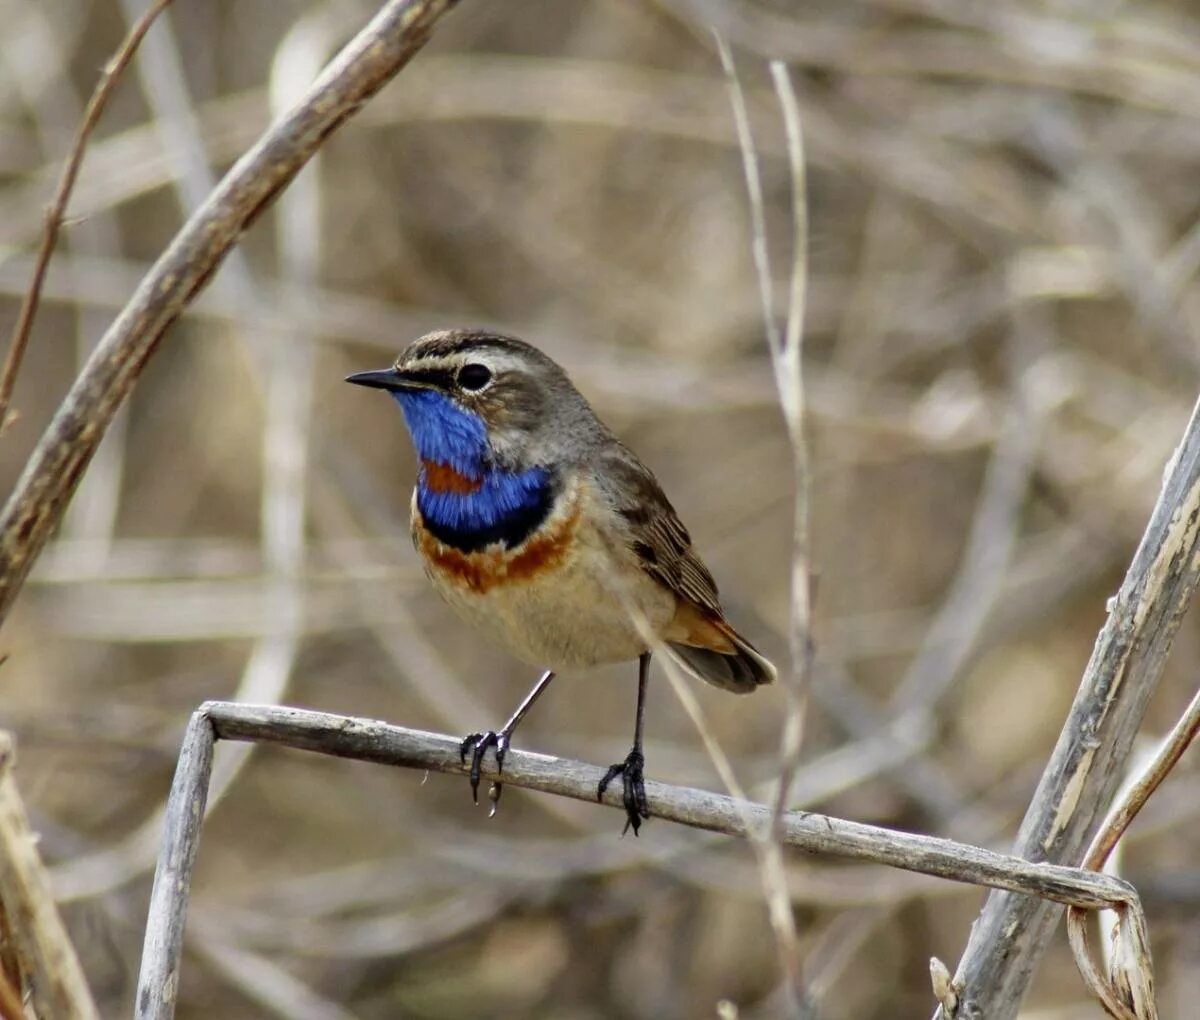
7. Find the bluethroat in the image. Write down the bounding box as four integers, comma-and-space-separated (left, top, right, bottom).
347, 329, 775, 834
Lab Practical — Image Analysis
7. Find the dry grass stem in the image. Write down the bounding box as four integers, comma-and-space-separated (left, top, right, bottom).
714, 39, 808, 1013
764, 58, 812, 825
0, 0, 174, 434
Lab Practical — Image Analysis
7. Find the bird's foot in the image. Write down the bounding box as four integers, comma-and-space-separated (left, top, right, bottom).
459, 730, 511, 815
598, 748, 650, 836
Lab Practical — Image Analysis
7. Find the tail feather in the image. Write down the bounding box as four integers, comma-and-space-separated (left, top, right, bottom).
668, 626, 776, 694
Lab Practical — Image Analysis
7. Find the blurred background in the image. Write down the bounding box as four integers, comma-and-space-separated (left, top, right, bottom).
2, 0, 1199, 1017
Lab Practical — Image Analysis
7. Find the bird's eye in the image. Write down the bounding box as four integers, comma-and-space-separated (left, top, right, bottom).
457, 363, 492, 391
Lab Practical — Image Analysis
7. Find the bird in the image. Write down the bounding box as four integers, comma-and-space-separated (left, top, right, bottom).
346, 328, 775, 834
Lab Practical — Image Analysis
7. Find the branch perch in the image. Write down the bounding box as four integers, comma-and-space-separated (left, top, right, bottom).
136, 699, 1145, 1020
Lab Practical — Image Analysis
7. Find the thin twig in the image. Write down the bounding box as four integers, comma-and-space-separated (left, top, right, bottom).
765, 58, 812, 831
712, 40, 807, 1015
0, 0, 174, 434
0, 0, 460, 631
714, 35, 780, 353
0, 733, 100, 1020
1066, 681, 1200, 1018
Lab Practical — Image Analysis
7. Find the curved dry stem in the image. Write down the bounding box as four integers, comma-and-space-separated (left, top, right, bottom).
1066, 681, 1200, 1018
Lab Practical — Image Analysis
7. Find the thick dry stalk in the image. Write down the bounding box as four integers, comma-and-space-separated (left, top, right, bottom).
0, 734, 99, 1020
940, 395, 1200, 1018
0, 0, 460, 631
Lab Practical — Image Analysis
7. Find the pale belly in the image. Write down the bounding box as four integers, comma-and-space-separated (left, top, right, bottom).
413, 484, 676, 670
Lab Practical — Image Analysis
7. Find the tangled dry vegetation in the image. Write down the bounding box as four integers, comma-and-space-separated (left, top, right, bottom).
1, 0, 1199, 1017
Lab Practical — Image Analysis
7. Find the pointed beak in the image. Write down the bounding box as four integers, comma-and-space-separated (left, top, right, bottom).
345, 368, 405, 392
346, 367, 441, 394
347, 363, 456, 394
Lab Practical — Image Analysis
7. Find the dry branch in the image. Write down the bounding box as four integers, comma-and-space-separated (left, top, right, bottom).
0, 733, 99, 1020
0, 0, 461, 632
940, 394, 1200, 1018
135, 699, 1147, 1020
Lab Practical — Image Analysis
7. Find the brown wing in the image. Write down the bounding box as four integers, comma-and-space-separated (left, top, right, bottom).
596, 445, 722, 617
595, 444, 776, 693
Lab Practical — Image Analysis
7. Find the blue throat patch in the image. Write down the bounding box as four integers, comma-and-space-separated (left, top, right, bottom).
390, 390, 555, 551
391, 388, 488, 476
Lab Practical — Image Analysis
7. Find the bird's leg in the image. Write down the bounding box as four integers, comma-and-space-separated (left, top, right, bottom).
598, 651, 652, 835
460, 669, 555, 815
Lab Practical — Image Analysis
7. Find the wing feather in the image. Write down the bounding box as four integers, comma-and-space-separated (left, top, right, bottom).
594, 445, 722, 618
592, 443, 775, 691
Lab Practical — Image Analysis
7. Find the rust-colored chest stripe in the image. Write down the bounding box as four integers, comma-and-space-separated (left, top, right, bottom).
422, 459, 481, 494
416, 497, 582, 594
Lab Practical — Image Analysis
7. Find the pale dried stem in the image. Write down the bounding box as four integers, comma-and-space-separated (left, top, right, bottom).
765, 58, 812, 827
713, 37, 806, 1013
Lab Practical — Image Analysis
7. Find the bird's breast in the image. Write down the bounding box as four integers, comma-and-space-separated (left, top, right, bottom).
415, 460, 555, 553
410, 477, 679, 669
412, 479, 582, 595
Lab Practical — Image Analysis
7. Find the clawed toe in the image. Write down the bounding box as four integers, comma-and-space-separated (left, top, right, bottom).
597, 748, 650, 836
459, 730, 510, 809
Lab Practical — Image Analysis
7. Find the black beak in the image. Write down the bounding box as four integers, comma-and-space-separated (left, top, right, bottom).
345, 368, 409, 392
346, 365, 454, 393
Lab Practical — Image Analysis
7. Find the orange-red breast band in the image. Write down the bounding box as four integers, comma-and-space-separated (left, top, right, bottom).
414, 499, 582, 594
422, 459, 482, 494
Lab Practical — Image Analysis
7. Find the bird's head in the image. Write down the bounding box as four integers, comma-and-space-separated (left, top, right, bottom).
346, 329, 596, 476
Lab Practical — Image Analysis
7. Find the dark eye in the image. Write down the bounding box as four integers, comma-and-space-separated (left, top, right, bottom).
457, 363, 492, 391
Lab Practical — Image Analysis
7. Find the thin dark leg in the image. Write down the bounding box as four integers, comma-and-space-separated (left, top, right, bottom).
460, 669, 555, 814
598, 651, 652, 835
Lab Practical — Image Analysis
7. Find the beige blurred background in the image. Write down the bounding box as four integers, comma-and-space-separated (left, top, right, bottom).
2, 0, 1199, 1017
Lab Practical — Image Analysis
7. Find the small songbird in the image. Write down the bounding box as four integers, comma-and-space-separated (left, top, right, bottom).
346, 329, 775, 833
